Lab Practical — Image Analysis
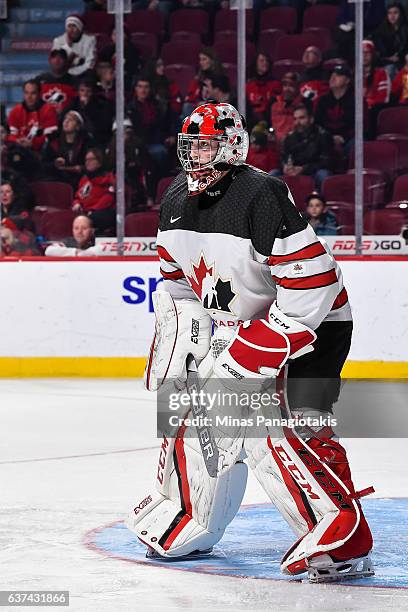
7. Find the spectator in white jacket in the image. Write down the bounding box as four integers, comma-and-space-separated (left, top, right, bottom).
52, 14, 96, 78
45, 215, 100, 256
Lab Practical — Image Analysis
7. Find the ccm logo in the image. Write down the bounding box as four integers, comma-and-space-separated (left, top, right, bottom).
133, 495, 152, 515
269, 315, 289, 330
275, 445, 320, 500
157, 435, 169, 484
222, 363, 244, 380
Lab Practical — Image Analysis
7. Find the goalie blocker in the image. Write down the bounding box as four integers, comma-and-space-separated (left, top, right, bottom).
128, 291, 374, 582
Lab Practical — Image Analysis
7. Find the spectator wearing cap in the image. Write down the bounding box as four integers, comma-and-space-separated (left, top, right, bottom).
246, 52, 281, 130
391, 52, 408, 103
42, 111, 94, 188
66, 78, 114, 146
300, 46, 329, 108
45, 215, 99, 257
315, 65, 354, 152
303, 192, 338, 236
246, 124, 279, 173
72, 147, 116, 234
7, 79, 58, 153
52, 14, 96, 77
270, 72, 303, 145
37, 49, 78, 117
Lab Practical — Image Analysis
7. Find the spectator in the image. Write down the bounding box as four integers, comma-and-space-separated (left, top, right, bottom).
66, 78, 114, 146
127, 77, 175, 168
270, 72, 303, 145
246, 52, 281, 129
277, 104, 334, 189
202, 74, 236, 106
372, 2, 408, 78
7, 80, 58, 153
52, 14, 96, 77
246, 123, 279, 173
392, 52, 408, 103
72, 147, 116, 234
315, 65, 354, 152
37, 49, 78, 116
98, 26, 141, 92
42, 111, 94, 188
1, 180, 34, 231
45, 215, 99, 256
0, 225, 40, 257
95, 61, 116, 104
363, 40, 391, 109
184, 48, 225, 115
303, 192, 338, 236
143, 57, 183, 116
1, 124, 42, 182
300, 46, 329, 107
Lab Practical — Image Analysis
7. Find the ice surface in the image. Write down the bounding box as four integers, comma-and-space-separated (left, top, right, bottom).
1, 379, 407, 611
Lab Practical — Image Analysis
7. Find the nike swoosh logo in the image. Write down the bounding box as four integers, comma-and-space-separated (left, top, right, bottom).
170, 216, 181, 224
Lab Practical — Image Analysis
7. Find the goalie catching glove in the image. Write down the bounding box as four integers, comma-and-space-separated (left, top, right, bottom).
214, 302, 317, 380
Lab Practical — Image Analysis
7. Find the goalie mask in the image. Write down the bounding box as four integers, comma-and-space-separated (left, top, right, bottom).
178, 103, 249, 195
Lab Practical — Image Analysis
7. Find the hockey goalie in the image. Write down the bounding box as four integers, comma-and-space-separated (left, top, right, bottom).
127, 102, 374, 583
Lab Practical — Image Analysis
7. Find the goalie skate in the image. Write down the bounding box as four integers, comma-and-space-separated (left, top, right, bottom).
145, 545, 213, 560
306, 553, 375, 583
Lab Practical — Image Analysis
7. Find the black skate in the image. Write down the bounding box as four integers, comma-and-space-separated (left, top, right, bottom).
146, 546, 213, 561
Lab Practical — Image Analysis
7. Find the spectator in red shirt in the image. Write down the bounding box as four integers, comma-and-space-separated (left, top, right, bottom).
363, 40, 390, 109
1, 180, 34, 232
270, 72, 303, 146
246, 124, 279, 173
72, 147, 116, 234
7, 80, 58, 153
246, 52, 281, 130
300, 46, 329, 108
0, 225, 40, 257
37, 49, 78, 116
392, 52, 408, 103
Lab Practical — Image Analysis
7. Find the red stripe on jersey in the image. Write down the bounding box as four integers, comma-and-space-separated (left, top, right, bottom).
331, 287, 348, 310
157, 245, 176, 263
268, 242, 326, 266
272, 268, 338, 290
160, 267, 185, 280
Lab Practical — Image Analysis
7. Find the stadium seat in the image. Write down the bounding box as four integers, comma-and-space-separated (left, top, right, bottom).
162, 40, 202, 66
391, 174, 408, 201
223, 63, 237, 88
302, 5, 339, 30
257, 29, 285, 60
213, 40, 256, 66
322, 174, 385, 207
283, 175, 315, 210
165, 64, 195, 97
82, 11, 114, 34
377, 134, 408, 174
349, 141, 399, 181
130, 32, 158, 60
272, 59, 304, 80
214, 9, 254, 38
259, 7, 297, 34
30, 182, 73, 211
275, 33, 324, 61
39, 210, 75, 241
125, 11, 165, 40
125, 212, 159, 237
95, 33, 111, 55
302, 27, 333, 54
171, 31, 201, 46
156, 176, 176, 207
385, 201, 408, 209
363, 209, 408, 234
377, 106, 408, 137
325, 202, 355, 230
169, 9, 209, 38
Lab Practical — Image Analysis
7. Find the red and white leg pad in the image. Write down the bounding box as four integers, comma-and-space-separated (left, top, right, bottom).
127, 429, 247, 558
245, 431, 374, 580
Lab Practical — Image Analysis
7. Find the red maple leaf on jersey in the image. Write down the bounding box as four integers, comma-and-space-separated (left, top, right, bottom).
186, 254, 214, 299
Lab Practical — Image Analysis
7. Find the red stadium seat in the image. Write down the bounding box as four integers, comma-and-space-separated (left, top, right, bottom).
258, 29, 285, 60
322, 174, 385, 207
156, 176, 176, 206
272, 59, 304, 80
213, 40, 256, 66
302, 27, 334, 54
302, 5, 339, 30
214, 9, 254, 38
363, 209, 408, 234
377, 106, 408, 137
391, 174, 408, 201
283, 175, 315, 210
214, 30, 242, 45
30, 182, 73, 210
125, 212, 159, 237
125, 11, 165, 39
39, 210, 75, 241
171, 31, 201, 46
165, 64, 195, 97
349, 142, 399, 181
169, 9, 209, 38
130, 32, 158, 60
82, 11, 114, 34
95, 33, 111, 55
377, 134, 408, 173
325, 202, 355, 229
260, 7, 297, 34
275, 33, 324, 61
162, 40, 202, 66
385, 201, 408, 209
